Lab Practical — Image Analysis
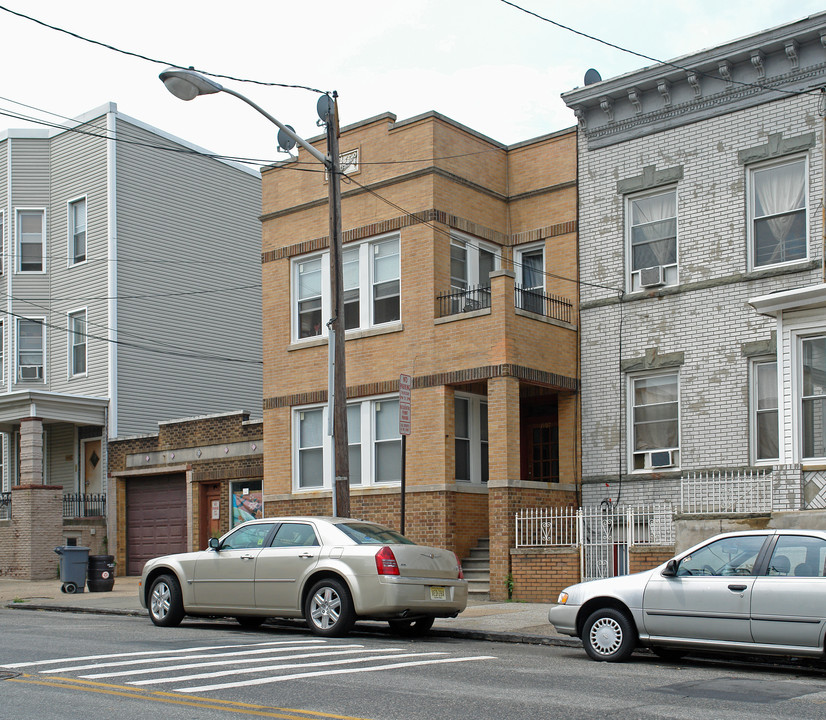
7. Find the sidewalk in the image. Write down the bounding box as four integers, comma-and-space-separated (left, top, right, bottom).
0, 576, 578, 647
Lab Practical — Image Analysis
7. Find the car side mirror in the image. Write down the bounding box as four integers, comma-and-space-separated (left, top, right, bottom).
661, 558, 678, 577
208, 537, 220, 551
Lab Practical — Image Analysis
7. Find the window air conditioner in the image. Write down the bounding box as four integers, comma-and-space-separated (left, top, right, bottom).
639, 265, 665, 288
649, 450, 673, 468
19, 365, 42, 380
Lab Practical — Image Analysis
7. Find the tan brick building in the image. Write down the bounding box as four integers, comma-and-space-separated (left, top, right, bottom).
261, 111, 579, 600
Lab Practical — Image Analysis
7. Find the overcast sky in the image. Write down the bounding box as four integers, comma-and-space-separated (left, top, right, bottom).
1, 1, 823, 169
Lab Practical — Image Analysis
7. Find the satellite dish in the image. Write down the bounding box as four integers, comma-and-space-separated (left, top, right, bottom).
584, 68, 602, 86
317, 94, 334, 123
277, 125, 296, 152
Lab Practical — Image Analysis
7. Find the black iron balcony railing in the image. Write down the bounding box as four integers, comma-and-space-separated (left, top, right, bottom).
63, 493, 106, 518
0, 491, 10, 520
437, 285, 492, 318
515, 286, 573, 324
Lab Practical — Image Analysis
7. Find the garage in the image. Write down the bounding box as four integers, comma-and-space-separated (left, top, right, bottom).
126, 474, 187, 575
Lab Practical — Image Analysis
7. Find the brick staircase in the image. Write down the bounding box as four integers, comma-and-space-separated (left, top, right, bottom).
461, 537, 490, 599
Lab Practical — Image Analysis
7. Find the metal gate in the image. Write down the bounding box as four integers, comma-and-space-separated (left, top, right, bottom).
581, 505, 629, 581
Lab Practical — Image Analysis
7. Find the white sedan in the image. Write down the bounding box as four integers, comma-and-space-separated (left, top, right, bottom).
138, 516, 468, 637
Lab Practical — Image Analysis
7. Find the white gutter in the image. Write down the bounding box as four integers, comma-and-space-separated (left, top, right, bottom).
106, 107, 118, 437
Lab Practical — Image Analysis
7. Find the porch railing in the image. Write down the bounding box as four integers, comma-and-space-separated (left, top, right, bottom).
63, 493, 106, 519
680, 469, 772, 514
515, 286, 573, 324
0, 491, 10, 520
436, 285, 491, 317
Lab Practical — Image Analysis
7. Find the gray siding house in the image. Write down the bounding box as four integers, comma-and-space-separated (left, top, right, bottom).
562, 13, 826, 544
0, 102, 261, 526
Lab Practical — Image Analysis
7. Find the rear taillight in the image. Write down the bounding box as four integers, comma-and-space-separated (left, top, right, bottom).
375, 546, 400, 575
455, 553, 464, 580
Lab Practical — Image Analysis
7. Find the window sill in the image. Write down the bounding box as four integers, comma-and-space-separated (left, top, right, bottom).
434, 307, 491, 325
748, 258, 811, 275
289, 322, 403, 351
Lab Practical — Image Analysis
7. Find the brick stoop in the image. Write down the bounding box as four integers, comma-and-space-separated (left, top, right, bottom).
462, 537, 490, 600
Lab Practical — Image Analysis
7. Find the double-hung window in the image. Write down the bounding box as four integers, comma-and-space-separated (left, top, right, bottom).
17, 318, 45, 381
294, 396, 401, 489
752, 359, 778, 462
627, 189, 677, 291
69, 309, 87, 377
449, 233, 499, 313
749, 157, 807, 268
17, 210, 45, 273
801, 336, 826, 459
630, 373, 679, 470
454, 393, 489, 483
69, 198, 87, 266
292, 234, 401, 341
515, 244, 545, 313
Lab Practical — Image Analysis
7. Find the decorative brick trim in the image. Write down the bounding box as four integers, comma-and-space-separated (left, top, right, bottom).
264, 363, 578, 409
616, 164, 683, 194
193, 465, 263, 483
738, 131, 816, 165
511, 220, 577, 246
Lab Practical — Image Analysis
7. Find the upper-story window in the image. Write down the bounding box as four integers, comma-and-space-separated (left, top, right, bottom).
749, 157, 807, 269
630, 372, 679, 471
17, 210, 45, 273
69, 198, 87, 266
802, 336, 826, 459
292, 234, 400, 342
450, 234, 498, 292
69, 309, 87, 377
752, 359, 778, 463
515, 243, 545, 313
17, 318, 45, 382
627, 188, 677, 291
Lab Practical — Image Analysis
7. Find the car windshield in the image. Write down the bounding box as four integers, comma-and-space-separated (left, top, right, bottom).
336, 522, 416, 545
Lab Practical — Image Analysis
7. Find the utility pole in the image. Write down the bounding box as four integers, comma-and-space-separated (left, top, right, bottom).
323, 93, 350, 518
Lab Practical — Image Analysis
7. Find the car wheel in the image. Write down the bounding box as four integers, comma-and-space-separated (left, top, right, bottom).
236, 616, 265, 629
651, 646, 687, 661
581, 607, 636, 662
148, 574, 185, 627
388, 616, 435, 637
304, 578, 355, 637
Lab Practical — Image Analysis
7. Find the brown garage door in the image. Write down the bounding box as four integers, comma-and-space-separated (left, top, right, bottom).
126, 474, 187, 575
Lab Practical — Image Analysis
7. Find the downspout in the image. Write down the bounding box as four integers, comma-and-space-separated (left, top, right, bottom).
106, 106, 118, 438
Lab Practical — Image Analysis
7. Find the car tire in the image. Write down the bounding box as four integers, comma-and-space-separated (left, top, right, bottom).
388, 616, 435, 637
304, 578, 355, 637
236, 616, 265, 629
148, 574, 185, 627
651, 646, 687, 661
581, 607, 636, 662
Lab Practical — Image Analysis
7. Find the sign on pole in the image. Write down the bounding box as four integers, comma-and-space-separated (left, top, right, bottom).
399, 373, 412, 435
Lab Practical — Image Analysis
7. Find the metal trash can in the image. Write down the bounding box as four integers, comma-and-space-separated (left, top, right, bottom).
87, 555, 115, 592
53, 546, 90, 594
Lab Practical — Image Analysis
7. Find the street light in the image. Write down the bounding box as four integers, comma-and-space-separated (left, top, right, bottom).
159, 67, 350, 517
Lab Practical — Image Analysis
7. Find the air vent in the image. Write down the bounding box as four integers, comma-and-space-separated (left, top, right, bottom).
649, 450, 673, 468
639, 266, 665, 288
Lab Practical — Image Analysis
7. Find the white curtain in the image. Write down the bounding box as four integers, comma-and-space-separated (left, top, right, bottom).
754, 162, 805, 263
631, 192, 676, 268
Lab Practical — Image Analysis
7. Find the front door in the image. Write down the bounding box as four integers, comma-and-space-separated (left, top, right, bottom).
199, 483, 222, 551
82, 439, 102, 495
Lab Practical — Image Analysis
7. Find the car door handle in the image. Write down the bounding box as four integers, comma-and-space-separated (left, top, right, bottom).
728, 584, 747, 592
298, 552, 315, 559
240, 554, 255, 561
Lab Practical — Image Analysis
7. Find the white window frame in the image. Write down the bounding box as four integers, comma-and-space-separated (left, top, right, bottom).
68, 308, 88, 378
750, 358, 779, 464
67, 196, 87, 267
628, 370, 680, 472
0, 320, 4, 384
0, 210, 5, 275
798, 333, 826, 462
454, 392, 489, 484
292, 394, 402, 491
16, 317, 45, 383
450, 231, 500, 291
747, 155, 809, 271
291, 232, 401, 343
16, 208, 46, 274
625, 187, 678, 292
515, 242, 545, 292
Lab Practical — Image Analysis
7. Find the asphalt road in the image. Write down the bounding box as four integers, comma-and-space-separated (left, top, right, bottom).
5, 608, 826, 720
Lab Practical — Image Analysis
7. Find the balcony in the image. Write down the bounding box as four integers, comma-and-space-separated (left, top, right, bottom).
437, 285, 492, 317
437, 283, 573, 324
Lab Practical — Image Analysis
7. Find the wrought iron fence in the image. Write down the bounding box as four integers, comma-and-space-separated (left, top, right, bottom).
680, 469, 772, 514
436, 285, 491, 318
0, 491, 10, 520
63, 493, 106, 518
515, 286, 573, 324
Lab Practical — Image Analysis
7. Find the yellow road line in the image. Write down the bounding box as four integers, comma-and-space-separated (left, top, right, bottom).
10, 674, 374, 720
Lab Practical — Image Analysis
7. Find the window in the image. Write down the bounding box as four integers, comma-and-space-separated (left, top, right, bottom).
231, 481, 263, 526
69, 198, 86, 265
454, 394, 489, 483
676, 534, 766, 577
766, 535, 826, 577
294, 396, 401, 489
17, 210, 45, 272
450, 234, 498, 292
627, 189, 677, 291
0, 212, 4, 275
270, 522, 319, 547
802, 336, 826, 459
17, 318, 44, 381
220, 522, 275, 550
749, 157, 807, 268
630, 373, 679, 470
69, 310, 87, 376
292, 235, 401, 341
0, 321, 4, 383
752, 360, 778, 462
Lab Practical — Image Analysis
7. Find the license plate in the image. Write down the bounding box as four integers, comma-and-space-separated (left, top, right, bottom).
429, 586, 446, 601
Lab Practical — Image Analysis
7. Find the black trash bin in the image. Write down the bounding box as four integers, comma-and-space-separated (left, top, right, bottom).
54, 546, 90, 593
87, 555, 115, 592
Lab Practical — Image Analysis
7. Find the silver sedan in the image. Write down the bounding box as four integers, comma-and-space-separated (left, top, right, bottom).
138, 516, 468, 637
549, 529, 826, 661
